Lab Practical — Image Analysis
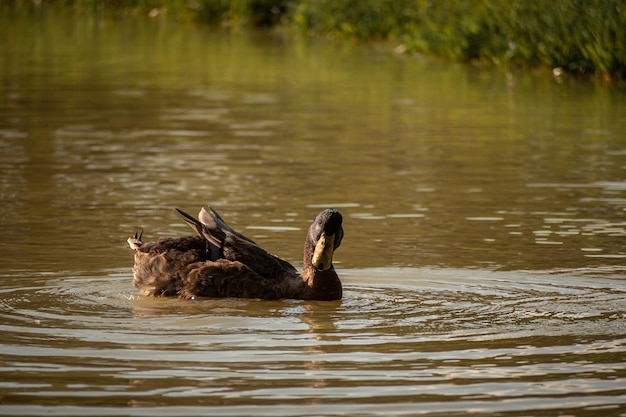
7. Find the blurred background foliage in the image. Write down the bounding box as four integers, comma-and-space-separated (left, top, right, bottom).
5, 0, 625, 79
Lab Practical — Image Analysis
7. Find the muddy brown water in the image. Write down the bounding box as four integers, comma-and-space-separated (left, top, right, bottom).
1, 9, 625, 417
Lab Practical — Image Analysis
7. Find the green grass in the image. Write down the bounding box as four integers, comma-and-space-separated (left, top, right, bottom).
291, 0, 626, 80
5, 0, 625, 79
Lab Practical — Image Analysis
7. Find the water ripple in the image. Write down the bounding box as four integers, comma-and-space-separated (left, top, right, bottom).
0, 268, 625, 416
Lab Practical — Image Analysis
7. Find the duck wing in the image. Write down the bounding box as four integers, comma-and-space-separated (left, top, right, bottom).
179, 258, 289, 300
175, 208, 223, 260
176, 207, 298, 278
198, 207, 257, 245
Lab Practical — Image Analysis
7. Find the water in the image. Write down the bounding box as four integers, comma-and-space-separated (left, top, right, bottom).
1, 268, 625, 416
1, 8, 626, 417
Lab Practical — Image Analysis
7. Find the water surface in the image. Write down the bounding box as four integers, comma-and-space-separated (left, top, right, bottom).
1, 8, 626, 417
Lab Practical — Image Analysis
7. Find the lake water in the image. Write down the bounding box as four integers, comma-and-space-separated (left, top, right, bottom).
1, 8, 626, 417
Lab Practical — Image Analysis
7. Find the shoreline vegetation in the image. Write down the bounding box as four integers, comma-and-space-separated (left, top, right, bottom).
7, 0, 626, 81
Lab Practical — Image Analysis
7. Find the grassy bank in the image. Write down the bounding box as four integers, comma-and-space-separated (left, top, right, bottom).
294, 0, 626, 81
7, 0, 626, 80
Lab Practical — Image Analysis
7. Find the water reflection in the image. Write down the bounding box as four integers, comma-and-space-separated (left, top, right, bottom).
3, 54, 626, 272
0, 267, 625, 415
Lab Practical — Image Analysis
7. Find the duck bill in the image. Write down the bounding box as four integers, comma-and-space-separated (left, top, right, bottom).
312, 231, 335, 270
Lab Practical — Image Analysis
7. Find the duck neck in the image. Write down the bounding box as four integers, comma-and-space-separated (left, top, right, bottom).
301, 239, 342, 301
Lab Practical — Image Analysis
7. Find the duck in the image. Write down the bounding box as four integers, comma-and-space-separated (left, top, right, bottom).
127, 207, 344, 301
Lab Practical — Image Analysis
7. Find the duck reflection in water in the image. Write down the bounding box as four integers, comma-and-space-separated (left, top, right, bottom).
127, 207, 344, 301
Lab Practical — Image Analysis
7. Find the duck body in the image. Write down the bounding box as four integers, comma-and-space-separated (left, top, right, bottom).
128, 207, 343, 301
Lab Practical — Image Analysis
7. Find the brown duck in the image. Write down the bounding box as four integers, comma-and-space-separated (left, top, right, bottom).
127, 207, 343, 300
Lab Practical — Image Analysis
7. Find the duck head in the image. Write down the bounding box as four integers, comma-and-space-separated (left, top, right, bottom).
307, 209, 343, 271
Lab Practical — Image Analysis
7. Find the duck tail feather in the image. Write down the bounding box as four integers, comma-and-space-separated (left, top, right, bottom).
127, 230, 143, 250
